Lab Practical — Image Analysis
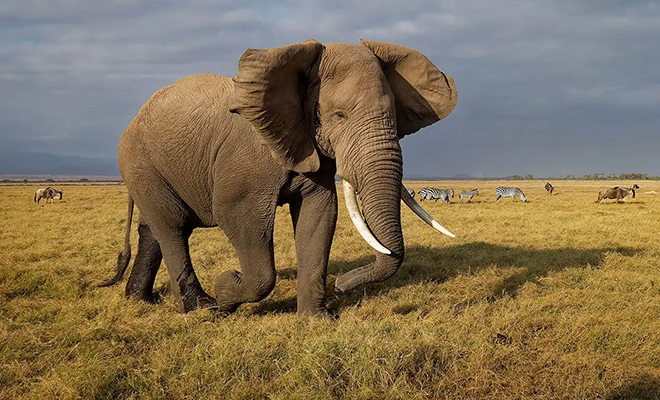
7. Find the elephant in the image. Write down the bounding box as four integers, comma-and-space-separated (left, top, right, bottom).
99, 39, 457, 316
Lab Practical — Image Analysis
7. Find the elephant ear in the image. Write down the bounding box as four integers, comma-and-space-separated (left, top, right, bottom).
229, 40, 323, 173
360, 39, 457, 138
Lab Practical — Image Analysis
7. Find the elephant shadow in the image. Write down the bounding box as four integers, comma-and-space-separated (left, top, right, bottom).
599, 201, 646, 205
324, 242, 640, 312
604, 374, 660, 400
253, 241, 640, 315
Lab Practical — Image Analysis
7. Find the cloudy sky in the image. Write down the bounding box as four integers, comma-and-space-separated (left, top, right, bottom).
1, 0, 659, 178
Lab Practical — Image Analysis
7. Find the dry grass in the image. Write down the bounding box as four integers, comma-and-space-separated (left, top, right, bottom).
1, 180, 659, 399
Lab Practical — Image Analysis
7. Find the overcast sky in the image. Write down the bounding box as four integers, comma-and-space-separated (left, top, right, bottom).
1, 0, 659, 178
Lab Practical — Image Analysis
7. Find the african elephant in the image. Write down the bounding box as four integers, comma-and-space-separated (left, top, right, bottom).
100, 39, 457, 316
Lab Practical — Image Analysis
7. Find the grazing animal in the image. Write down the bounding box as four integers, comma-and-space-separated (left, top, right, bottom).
495, 187, 526, 202
545, 182, 554, 195
436, 188, 454, 204
595, 185, 639, 203
459, 188, 479, 203
406, 188, 415, 199
418, 188, 453, 204
34, 187, 63, 205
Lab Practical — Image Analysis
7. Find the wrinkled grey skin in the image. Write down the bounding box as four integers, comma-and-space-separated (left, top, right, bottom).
101, 40, 457, 316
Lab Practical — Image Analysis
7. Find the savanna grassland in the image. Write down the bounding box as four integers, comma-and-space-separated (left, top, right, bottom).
1, 180, 659, 399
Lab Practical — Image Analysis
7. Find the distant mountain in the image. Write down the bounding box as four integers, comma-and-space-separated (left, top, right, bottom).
450, 173, 474, 180
0, 152, 119, 176
403, 173, 479, 180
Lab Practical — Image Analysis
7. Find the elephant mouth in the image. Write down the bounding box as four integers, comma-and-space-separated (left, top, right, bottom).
341, 180, 455, 254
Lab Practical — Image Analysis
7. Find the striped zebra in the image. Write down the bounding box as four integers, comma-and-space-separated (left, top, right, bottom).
459, 188, 479, 203
495, 187, 526, 202
418, 188, 453, 204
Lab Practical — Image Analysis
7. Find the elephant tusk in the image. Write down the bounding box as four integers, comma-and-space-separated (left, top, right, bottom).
401, 185, 456, 238
342, 180, 392, 255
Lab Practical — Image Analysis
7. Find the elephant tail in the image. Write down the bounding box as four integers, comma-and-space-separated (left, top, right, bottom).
98, 194, 134, 287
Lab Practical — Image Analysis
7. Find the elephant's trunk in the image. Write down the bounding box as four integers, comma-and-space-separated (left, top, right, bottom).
335, 137, 405, 293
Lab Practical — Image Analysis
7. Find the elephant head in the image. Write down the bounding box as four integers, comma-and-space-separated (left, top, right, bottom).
229, 39, 457, 293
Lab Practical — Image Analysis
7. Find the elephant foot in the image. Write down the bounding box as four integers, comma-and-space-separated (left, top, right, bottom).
126, 288, 160, 304
214, 268, 277, 314
213, 270, 245, 314
181, 290, 217, 313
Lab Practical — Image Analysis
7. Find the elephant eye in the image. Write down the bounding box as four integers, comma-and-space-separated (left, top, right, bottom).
334, 111, 347, 121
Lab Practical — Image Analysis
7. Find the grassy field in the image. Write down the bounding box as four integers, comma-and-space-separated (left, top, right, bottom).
1, 180, 659, 399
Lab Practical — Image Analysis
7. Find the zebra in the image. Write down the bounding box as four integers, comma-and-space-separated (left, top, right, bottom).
495, 187, 526, 202
34, 187, 63, 205
595, 184, 639, 203
545, 182, 554, 195
438, 188, 454, 204
459, 188, 479, 203
418, 188, 453, 204
420, 188, 446, 202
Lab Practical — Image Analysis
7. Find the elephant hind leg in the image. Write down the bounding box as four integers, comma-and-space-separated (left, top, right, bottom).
153, 226, 216, 313
125, 221, 163, 303
124, 168, 215, 313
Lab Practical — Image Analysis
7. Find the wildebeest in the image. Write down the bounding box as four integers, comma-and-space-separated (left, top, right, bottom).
34, 187, 63, 205
595, 184, 639, 203
545, 182, 554, 195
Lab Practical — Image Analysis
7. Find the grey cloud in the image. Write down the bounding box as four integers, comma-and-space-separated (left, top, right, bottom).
1, 0, 659, 176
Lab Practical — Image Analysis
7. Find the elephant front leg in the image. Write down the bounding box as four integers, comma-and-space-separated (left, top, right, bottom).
289, 185, 338, 317
214, 213, 277, 314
